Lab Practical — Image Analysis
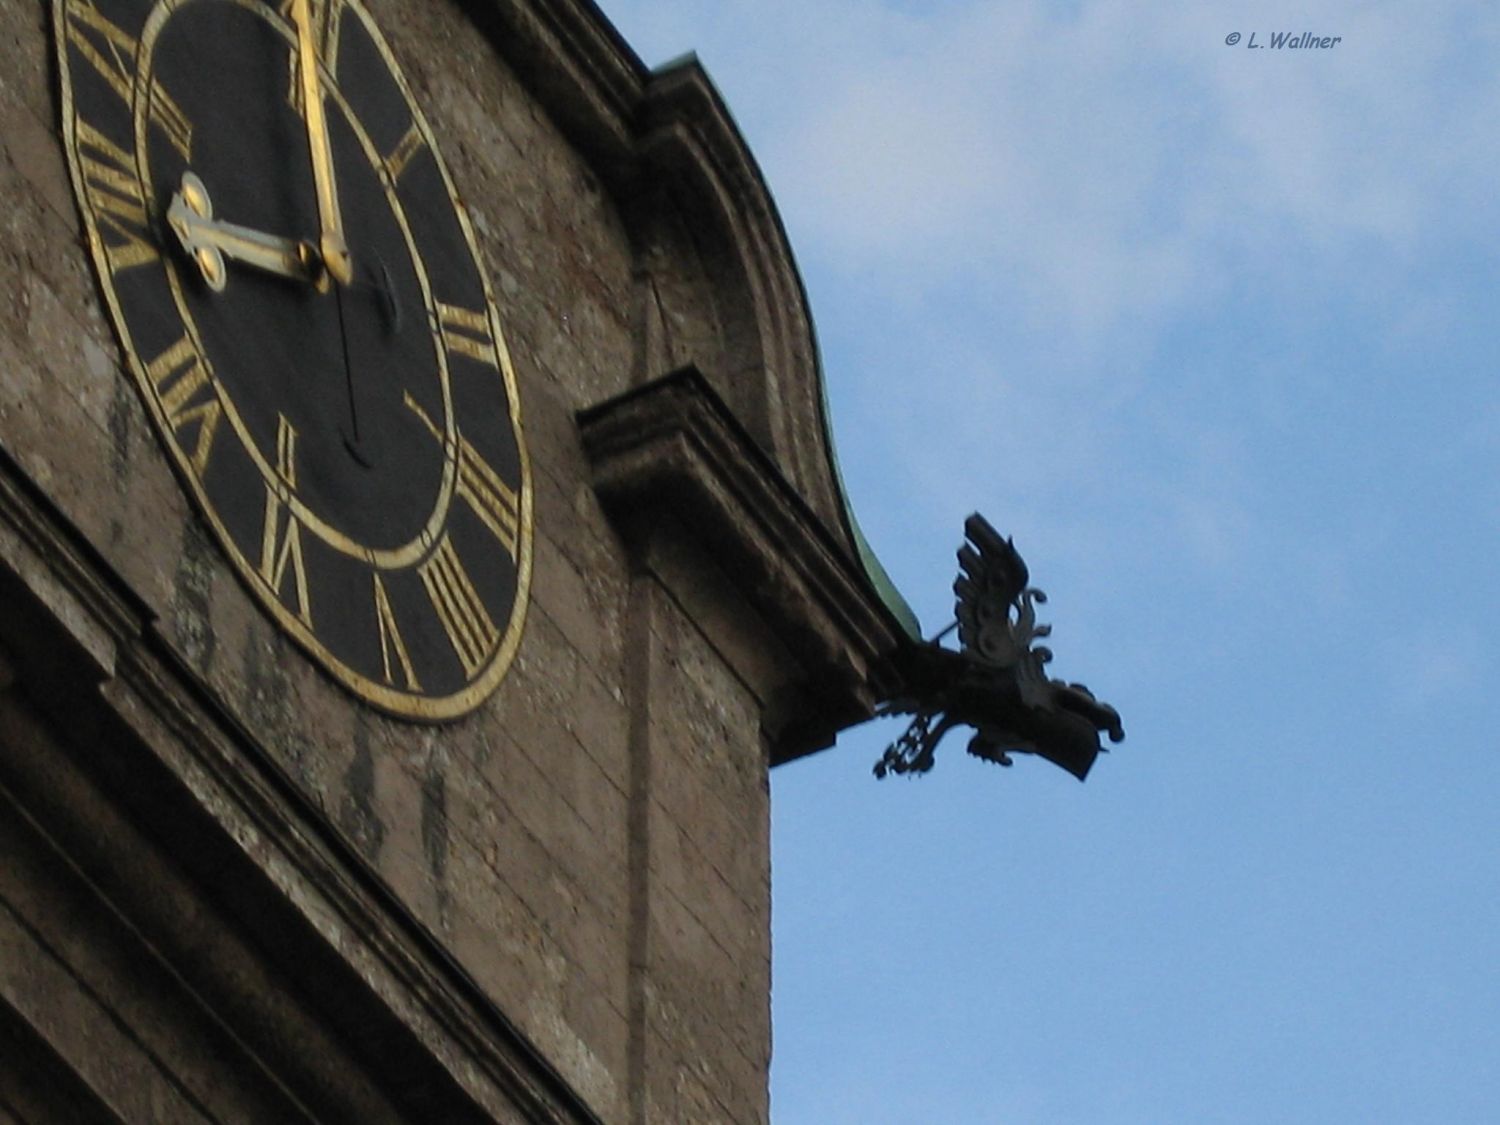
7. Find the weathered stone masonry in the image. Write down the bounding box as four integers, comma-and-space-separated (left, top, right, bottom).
0, 1, 908, 1120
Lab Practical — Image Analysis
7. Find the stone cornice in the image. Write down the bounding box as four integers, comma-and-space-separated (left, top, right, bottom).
577, 369, 906, 762
454, 0, 644, 181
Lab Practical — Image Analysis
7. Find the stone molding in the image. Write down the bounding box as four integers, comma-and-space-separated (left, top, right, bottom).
577, 368, 905, 762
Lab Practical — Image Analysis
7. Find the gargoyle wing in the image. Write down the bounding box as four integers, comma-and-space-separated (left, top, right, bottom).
953, 513, 1039, 667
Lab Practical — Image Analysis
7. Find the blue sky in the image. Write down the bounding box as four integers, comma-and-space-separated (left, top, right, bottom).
599, 3, 1500, 1120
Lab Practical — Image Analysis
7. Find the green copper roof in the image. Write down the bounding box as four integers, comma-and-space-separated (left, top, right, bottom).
817, 374, 923, 642
849, 502, 923, 640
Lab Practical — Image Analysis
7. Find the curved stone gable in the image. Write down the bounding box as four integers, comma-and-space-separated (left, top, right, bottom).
455, 0, 877, 585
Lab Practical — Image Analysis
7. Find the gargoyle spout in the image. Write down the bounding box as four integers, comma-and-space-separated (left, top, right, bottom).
875, 515, 1124, 781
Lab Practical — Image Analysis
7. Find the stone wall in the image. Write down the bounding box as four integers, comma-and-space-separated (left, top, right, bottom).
0, 1, 905, 1120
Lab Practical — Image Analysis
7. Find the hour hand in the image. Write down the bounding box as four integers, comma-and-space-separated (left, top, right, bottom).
168, 172, 320, 290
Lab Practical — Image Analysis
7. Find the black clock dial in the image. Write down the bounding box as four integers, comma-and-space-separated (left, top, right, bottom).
140, 0, 450, 553
57, 0, 533, 718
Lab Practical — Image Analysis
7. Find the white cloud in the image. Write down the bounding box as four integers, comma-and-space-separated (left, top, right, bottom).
607, 0, 1500, 347
1378, 624, 1486, 714
601, 0, 1500, 630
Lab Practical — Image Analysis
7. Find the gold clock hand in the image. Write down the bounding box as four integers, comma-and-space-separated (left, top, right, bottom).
168, 173, 320, 289
292, 0, 352, 287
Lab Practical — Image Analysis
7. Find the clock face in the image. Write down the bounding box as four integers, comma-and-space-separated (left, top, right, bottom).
56, 0, 532, 719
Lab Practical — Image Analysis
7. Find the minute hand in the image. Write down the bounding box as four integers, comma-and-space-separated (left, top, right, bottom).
293, 0, 352, 286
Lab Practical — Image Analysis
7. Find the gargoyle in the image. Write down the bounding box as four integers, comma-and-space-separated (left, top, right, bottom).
874, 514, 1124, 780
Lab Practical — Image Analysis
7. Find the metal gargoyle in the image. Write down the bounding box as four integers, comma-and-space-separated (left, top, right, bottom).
874, 514, 1124, 781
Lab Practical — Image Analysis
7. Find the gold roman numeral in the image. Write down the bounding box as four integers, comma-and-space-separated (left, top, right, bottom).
274, 412, 298, 487
305, 0, 345, 59
382, 122, 426, 182
455, 441, 520, 558
372, 574, 420, 690
260, 415, 311, 625
403, 393, 520, 559
261, 507, 311, 626
146, 88, 194, 162
64, 0, 193, 159
145, 335, 221, 475
74, 120, 157, 274
419, 535, 497, 679
280, 0, 345, 110
436, 302, 500, 368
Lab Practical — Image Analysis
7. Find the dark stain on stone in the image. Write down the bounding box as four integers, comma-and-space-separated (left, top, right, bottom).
471, 728, 493, 771
241, 627, 317, 789
338, 715, 386, 861
172, 518, 217, 670
105, 380, 136, 546
107, 377, 132, 485
421, 754, 450, 914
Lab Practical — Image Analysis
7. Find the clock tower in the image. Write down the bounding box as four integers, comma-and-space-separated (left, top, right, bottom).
0, 0, 912, 1120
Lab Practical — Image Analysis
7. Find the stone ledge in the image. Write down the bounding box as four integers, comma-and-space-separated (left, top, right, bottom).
577, 368, 904, 761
